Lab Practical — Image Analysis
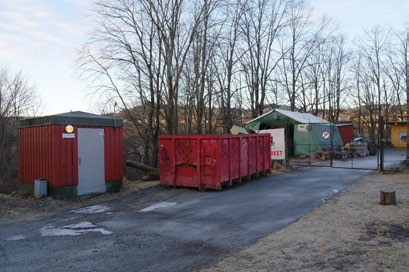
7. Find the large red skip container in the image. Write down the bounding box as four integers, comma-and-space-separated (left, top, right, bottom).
159, 134, 271, 190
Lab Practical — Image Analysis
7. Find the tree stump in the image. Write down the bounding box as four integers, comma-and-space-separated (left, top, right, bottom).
380, 190, 396, 205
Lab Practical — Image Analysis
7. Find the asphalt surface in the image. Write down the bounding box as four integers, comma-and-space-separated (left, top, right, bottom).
0, 149, 405, 272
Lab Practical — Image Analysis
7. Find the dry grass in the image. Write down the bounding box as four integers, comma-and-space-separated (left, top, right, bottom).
197, 168, 409, 272
0, 179, 159, 222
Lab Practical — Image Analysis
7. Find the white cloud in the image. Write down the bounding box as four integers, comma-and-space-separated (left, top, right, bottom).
0, 0, 91, 60
0, 0, 95, 115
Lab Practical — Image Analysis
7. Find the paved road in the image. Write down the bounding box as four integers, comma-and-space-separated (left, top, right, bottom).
0, 149, 405, 272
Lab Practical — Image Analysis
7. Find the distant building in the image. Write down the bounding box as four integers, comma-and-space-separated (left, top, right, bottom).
386, 121, 408, 148
244, 109, 344, 157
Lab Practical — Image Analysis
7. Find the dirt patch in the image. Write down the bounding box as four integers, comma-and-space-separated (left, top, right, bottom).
197, 168, 409, 272
361, 221, 409, 242
0, 179, 159, 223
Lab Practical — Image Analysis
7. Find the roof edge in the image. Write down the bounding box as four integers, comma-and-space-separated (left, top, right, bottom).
19, 111, 123, 128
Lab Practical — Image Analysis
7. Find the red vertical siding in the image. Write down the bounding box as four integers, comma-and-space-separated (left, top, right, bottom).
159, 134, 271, 190
219, 137, 230, 183
20, 124, 123, 188
19, 125, 77, 187
199, 137, 220, 189
52, 125, 77, 187
229, 136, 241, 181
159, 137, 175, 185
104, 126, 124, 181
337, 124, 354, 145
240, 136, 249, 179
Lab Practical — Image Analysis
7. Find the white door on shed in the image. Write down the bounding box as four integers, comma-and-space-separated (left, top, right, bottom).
77, 128, 105, 195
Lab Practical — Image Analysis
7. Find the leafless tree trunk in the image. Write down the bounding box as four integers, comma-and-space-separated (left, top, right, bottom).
351, 53, 364, 136
188, 0, 221, 134
210, 0, 245, 132
0, 65, 41, 187
78, 0, 206, 166
78, 0, 167, 166
322, 35, 350, 122
355, 25, 391, 141
384, 32, 407, 120
145, 0, 207, 135
279, 0, 331, 112
241, 0, 288, 118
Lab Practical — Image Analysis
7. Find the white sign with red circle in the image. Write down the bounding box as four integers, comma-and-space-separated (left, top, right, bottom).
322, 131, 330, 139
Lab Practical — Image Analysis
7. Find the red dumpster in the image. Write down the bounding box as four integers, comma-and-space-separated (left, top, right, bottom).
159, 134, 271, 190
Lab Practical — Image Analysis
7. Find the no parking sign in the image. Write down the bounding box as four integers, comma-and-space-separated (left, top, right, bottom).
322, 130, 330, 139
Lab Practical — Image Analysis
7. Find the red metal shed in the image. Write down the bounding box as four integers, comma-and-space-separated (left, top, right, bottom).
159, 134, 271, 190
19, 111, 123, 199
336, 123, 354, 145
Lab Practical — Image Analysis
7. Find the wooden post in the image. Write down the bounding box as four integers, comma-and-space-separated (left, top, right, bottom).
380, 190, 396, 205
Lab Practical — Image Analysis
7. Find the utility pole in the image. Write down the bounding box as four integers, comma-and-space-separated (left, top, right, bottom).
406, 32, 409, 166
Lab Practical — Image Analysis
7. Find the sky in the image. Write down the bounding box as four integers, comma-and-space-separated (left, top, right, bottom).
312, 0, 409, 36
0, 0, 94, 115
0, 0, 409, 116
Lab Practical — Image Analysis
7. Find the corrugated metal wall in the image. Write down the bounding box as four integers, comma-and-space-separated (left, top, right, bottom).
19, 125, 78, 186
19, 124, 123, 187
104, 126, 124, 181
337, 124, 354, 145
159, 134, 271, 190
53, 125, 78, 186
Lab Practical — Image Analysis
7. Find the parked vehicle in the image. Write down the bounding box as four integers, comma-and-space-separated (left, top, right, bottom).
344, 137, 377, 156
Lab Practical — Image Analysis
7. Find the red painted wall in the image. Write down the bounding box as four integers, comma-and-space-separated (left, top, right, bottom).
19, 125, 123, 187
104, 127, 124, 181
159, 134, 271, 190
337, 124, 354, 145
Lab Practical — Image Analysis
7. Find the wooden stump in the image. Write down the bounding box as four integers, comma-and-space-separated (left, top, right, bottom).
380, 190, 396, 205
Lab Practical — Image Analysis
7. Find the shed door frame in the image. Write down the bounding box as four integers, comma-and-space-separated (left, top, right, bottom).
77, 128, 105, 195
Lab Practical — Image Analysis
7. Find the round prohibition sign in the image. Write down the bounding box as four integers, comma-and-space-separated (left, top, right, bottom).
322, 130, 330, 139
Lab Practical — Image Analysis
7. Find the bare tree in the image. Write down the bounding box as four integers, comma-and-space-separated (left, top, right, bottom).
278, 0, 331, 112
383, 31, 407, 120
77, 0, 409, 168
143, 0, 205, 135
0, 65, 41, 188
78, 0, 166, 166
211, 0, 245, 132
319, 35, 351, 122
303, 41, 324, 115
188, 0, 222, 134
355, 25, 391, 141
350, 53, 364, 136
240, 0, 288, 118
78, 0, 208, 166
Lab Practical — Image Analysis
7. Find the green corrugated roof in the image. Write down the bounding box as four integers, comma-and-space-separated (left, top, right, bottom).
19, 111, 123, 128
